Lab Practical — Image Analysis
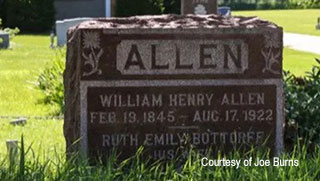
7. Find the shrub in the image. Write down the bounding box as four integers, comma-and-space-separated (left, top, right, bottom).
0, 0, 6, 22
0, 18, 20, 39
4, 0, 55, 32
296, 0, 320, 8
285, 58, 320, 150
36, 49, 65, 115
116, 0, 164, 17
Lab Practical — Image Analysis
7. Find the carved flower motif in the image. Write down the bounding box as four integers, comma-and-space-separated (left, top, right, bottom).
265, 33, 280, 48
83, 31, 100, 49
194, 4, 207, 15
82, 31, 103, 77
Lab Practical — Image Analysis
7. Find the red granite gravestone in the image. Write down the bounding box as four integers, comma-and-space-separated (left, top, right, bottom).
181, 0, 217, 15
64, 14, 284, 161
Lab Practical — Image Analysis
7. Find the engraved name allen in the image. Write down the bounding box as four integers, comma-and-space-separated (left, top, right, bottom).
117, 40, 249, 74
98, 92, 265, 108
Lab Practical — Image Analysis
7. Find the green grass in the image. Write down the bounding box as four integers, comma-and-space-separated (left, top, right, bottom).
0, 35, 54, 116
0, 119, 64, 161
0, 142, 319, 180
0, 35, 63, 161
234, 9, 320, 36
284, 47, 319, 76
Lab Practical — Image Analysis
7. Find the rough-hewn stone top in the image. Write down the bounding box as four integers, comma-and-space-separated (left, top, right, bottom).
72, 14, 280, 30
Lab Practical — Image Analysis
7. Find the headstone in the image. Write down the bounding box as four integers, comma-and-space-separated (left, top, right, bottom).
0, 31, 9, 49
50, 32, 55, 48
181, 0, 217, 15
6, 140, 18, 153
56, 18, 92, 46
316, 17, 320, 30
10, 117, 27, 126
6, 140, 18, 166
64, 15, 284, 161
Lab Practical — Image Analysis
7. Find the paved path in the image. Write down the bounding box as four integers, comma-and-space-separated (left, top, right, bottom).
284, 33, 320, 54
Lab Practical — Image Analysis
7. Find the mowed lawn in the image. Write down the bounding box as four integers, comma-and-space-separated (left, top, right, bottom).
0, 29, 318, 159
233, 9, 320, 36
284, 48, 319, 76
0, 35, 64, 159
0, 35, 53, 116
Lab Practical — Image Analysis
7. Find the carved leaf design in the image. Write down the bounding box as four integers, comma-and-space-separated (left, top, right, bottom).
262, 33, 281, 75
82, 31, 103, 76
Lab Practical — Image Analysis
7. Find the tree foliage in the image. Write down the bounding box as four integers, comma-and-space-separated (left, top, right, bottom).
2, 0, 55, 32
116, 0, 164, 17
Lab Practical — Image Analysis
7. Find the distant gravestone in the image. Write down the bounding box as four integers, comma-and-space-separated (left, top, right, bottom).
181, 0, 217, 15
0, 31, 9, 49
316, 17, 320, 30
10, 117, 27, 126
56, 18, 92, 46
6, 140, 18, 165
64, 15, 284, 161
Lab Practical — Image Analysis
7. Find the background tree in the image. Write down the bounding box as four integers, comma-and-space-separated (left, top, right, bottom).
116, 0, 164, 17
2, 0, 55, 32
163, 0, 180, 14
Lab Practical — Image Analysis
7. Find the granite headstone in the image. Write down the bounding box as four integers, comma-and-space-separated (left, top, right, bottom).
64, 15, 284, 161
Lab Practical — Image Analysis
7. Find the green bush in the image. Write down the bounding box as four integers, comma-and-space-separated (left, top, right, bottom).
116, 0, 164, 17
115, 0, 181, 15
288, 0, 320, 8
36, 49, 65, 115
285, 58, 320, 150
0, 0, 6, 23
3, 0, 55, 32
0, 18, 20, 40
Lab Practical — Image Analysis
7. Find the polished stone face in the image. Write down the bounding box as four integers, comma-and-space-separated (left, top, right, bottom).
83, 81, 280, 160
64, 14, 284, 161
116, 39, 249, 75
181, 0, 217, 15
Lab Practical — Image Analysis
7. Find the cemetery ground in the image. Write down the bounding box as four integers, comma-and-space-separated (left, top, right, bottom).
233, 9, 320, 36
0, 9, 320, 179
